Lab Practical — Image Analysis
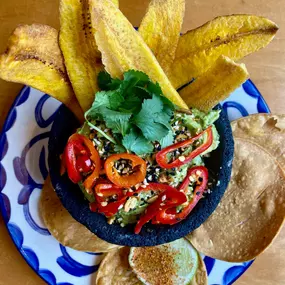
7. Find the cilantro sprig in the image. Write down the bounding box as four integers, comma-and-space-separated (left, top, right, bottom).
85, 70, 176, 155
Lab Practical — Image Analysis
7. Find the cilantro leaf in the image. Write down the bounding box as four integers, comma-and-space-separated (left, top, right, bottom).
154, 113, 172, 130
98, 71, 112, 90
87, 70, 177, 155
98, 71, 122, 90
118, 70, 150, 96
118, 94, 143, 113
146, 81, 162, 96
109, 92, 124, 110
123, 70, 149, 84
133, 95, 169, 141
114, 144, 126, 153
87, 90, 124, 114
159, 130, 174, 148
101, 107, 132, 136
91, 91, 112, 109
122, 128, 153, 155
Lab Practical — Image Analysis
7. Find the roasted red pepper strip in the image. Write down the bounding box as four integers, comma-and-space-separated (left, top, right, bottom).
136, 183, 174, 195
63, 134, 101, 190
94, 182, 131, 217
155, 166, 208, 225
134, 186, 187, 234
105, 153, 147, 187
95, 183, 124, 202
93, 182, 173, 218
156, 126, 213, 169
97, 195, 130, 217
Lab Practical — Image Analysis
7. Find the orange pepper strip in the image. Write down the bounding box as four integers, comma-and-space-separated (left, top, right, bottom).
104, 153, 147, 187
81, 136, 101, 192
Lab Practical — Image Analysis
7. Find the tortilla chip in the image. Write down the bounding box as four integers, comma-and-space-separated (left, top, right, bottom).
190, 254, 208, 285
188, 138, 285, 262
179, 56, 249, 112
40, 177, 118, 252
0, 24, 83, 121
169, 15, 278, 89
139, 0, 185, 72
231, 114, 285, 172
96, 247, 141, 285
89, 0, 188, 109
59, 0, 104, 112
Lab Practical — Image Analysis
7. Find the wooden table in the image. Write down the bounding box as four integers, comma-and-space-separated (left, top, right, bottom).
0, 0, 284, 284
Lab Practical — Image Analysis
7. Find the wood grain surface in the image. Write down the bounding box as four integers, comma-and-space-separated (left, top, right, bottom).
0, 0, 284, 284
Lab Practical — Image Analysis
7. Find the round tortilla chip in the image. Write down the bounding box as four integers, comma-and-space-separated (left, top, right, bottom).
40, 177, 118, 252
190, 254, 208, 285
96, 247, 141, 285
188, 138, 285, 262
96, 243, 208, 285
231, 114, 285, 171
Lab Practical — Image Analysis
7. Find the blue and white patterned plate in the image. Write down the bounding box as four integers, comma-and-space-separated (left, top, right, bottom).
0, 80, 269, 285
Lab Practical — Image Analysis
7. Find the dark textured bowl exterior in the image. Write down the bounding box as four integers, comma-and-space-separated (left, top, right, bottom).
48, 104, 234, 247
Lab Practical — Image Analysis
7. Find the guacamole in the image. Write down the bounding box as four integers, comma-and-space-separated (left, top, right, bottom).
78, 109, 220, 226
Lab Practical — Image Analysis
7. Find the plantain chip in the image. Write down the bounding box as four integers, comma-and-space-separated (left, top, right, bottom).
188, 138, 285, 262
0, 24, 83, 121
139, 0, 185, 72
59, 0, 101, 112
179, 56, 249, 112
170, 15, 278, 89
40, 176, 118, 252
89, 0, 188, 109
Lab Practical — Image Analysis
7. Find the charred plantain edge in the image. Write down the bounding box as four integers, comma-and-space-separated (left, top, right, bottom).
12, 53, 69, 82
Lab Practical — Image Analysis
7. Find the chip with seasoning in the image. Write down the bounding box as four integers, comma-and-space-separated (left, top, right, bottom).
40, 177, 118, 252
188, 138, 285, 262
96, 239, 207, 285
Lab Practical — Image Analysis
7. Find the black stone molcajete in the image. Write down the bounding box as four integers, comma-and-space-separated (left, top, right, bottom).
48, 104, 234, 247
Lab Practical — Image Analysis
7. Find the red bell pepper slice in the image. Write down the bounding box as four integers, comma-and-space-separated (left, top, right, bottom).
94, 182, 131, 217
95, 183, 124, 202
134, 186, 187, 234
155, 166, 208, 225
105, 153, 147, 187
63, 134, 101, 191
156, 126, 213, 169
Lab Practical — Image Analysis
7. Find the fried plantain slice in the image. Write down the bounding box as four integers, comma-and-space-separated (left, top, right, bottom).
0, 24, 83, 121
139, 0, 185, 72
59, 0, 119, 112
169, 15, 278, 89
179, 56, 249, 112
60, 0, 99, 112
89, 0, 188, 109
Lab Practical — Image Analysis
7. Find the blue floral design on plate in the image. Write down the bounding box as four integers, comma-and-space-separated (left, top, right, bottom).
0, 81, 270, 285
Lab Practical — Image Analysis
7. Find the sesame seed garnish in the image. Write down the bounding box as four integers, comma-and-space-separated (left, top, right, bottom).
97, 193, 103, 197
161, 195, 166, 201
178, 156, 185, 162
101, 201, 108, 207
196, 170, 202, 175
189, 176, 195, 182
118, 204, 123, 210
